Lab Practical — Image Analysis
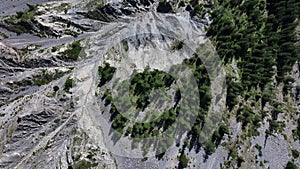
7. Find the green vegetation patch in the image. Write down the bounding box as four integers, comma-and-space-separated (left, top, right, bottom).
85, 5, 112, 22
171, 40, 184, 51
255, 144, 263, 156
129, 68, 175, 110
291, 149, 300, 158
206, 0, 299, 95
6, 4, 38, 23
285, 161, 298, 169
178, 151, 189, 168
65, 29, 80, 37
85, 0, 105, 9
226, 76, 242, 111
52, 3, 70, 13
33, 69, 67, 86
64, 77, 74, 92
107, 68, 177, 137
53, 86, 60, 92
183, 55, 213, 155
237, 106, 255, 128
111, 109, 129, 135
203, 140, 216, 155
128, 108, 177, 138
212, 124, 229, 146
61, 41, 83, 61
99, 55, 214, 158
236, 105, 263, 137
74, 160, 98, 169
1, 4, 38, 35
98, 63, 116, 87
39, 132, 46, 136
0, 32, 8, 38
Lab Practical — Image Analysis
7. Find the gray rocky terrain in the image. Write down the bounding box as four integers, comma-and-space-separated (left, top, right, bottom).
0, 0, 299, 169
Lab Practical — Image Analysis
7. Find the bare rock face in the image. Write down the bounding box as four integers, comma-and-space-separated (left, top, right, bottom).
0, 0, 299, 169
0, 42, 20, 67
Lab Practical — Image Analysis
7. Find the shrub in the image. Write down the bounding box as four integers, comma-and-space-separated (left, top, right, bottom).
62, 41, 83, 60
51, 46, 59, 52
53, 86, 59, 92
237, 106, 254, 128
39, 132, 46, 136
226, 76, 242, 111
212, 124, 229, 146
204, 140, 215, 155
54, 119, 60, 124
111, 114, 128, 134
98, 63, 116, 87
237, 156, 244, 168
64, 77, 74, 92
178, 152, 189, 168
285, 161, 298, 169
291, 149, 299, 158
171, 40, 184, 51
